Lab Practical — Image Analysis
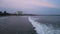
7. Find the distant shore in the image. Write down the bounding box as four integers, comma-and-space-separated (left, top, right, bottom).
0, 14, 60, 17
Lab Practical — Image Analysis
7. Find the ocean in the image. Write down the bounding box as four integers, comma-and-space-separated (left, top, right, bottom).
28, 16, 60, 34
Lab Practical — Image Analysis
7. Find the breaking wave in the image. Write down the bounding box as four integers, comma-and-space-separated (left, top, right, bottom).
28, 17, 60, 34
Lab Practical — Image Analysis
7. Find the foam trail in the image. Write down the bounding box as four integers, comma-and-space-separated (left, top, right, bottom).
28, 17, 60, 34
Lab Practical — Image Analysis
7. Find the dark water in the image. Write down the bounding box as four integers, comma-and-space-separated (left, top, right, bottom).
28, 16, 60, 34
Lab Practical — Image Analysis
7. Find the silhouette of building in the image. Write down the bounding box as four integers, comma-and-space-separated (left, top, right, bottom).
0, 11, 2, 14
16, 11, 23, 15
4, 11, 7, 14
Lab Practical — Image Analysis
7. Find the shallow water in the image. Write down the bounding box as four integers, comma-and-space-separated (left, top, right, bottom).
28, 16, 60, 34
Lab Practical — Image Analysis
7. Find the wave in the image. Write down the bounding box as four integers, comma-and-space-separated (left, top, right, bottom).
28, 17, 60, 34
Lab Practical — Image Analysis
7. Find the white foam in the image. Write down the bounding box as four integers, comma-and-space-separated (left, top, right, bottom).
28, 17, 60, 34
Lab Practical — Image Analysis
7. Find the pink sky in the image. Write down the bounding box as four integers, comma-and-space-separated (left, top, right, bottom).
0, 0, 60, 14
0, 0, 59, 9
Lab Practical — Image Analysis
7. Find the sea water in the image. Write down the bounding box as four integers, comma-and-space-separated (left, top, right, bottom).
28, 16, 60, 34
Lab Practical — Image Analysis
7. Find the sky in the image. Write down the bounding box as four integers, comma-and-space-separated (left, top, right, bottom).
0, 0, 60, 14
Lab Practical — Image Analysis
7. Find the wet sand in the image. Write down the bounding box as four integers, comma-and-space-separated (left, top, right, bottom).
0, 16, 37, 34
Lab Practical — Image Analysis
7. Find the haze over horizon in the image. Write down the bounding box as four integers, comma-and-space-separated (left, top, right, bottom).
0, 0, 60, 15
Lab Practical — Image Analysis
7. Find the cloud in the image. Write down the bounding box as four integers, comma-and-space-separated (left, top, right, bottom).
0, 0, 59, 9
25, 0, 56, 8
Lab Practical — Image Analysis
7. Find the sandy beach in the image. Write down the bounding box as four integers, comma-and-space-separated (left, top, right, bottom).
0, 16, 37, 34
